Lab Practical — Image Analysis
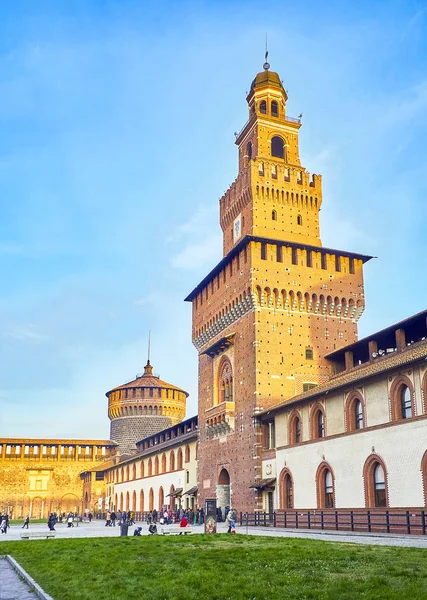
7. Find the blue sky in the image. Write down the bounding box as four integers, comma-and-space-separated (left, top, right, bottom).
0, 0, 426, 439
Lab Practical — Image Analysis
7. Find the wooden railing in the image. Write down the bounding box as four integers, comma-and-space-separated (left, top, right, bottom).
240, 509, 427, 535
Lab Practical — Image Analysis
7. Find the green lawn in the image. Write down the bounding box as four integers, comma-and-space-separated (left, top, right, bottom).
1, 535, 427, 600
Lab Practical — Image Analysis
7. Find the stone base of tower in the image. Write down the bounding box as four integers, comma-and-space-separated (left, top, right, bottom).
110, 416, 177, 454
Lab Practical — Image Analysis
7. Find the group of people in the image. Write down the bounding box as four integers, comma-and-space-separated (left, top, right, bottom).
0, 513, 10, 534
144, 507, 203, 526
105, 510, 135, 527
47, 512, 77, 531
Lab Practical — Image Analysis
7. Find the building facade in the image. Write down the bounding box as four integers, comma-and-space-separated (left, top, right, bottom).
1, 60, 426, 522
186, 61, 372, 513
0, 439, 116, 518
259, 311, 427, 512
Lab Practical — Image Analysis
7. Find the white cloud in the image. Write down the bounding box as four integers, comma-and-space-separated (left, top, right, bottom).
2, 323, 48, 342
170, 234, 222, 270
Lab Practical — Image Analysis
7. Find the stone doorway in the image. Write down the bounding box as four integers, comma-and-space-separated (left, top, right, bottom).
217, 468, 231, 519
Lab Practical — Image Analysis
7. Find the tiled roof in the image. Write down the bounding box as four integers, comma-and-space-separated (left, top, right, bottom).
107, 361, 188, 396
260, 339, 427, 416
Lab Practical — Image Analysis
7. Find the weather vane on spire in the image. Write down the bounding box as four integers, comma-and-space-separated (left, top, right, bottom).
147, 330, 151, 365
263, 33, 270, 70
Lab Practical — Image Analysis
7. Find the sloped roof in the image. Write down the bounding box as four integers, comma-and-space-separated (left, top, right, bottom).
106, 361, 188, 397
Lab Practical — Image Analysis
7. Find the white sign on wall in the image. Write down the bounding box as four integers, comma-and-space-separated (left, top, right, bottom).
233, 214, 242, 243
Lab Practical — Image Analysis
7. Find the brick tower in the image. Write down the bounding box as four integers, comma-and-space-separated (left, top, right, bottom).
185, 60, 372, 513
106, 360, 188, 454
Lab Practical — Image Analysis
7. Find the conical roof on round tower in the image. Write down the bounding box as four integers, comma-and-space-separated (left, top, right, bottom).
106, 360, 188, 454
106, 360, 189, 396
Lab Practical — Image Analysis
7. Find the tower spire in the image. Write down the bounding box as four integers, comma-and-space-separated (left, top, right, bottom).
144, 330, 153, 375
263, 33, 270, 71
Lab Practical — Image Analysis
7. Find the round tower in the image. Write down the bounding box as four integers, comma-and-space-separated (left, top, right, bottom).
106, 360, 188, 454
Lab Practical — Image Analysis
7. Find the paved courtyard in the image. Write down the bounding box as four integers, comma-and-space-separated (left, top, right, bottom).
0, 519, 427, 548
0, 558, 37, 599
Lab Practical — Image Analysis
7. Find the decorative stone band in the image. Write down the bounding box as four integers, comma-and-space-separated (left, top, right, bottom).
193, 287, 365, 351
193, 293, 254, 351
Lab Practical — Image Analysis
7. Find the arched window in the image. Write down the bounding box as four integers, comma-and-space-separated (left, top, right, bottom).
401, 386, 412, 419
132, 491, 136, 511
310, 404, 326, 439
177, 448, 183, 470
346, 394, 365, 431
363, 455, 388, 508
288, 410, 302, 445
185, 445, 190, 463
272, 209, 277, 221
154, 456, 159, 475
149, 488, 154, 511
148, 458, 152, 477
324, 471, 334, 508
140, 461, 144, 478
316, 462, 335, 508
217, 357, 233, 406
297, 215, 302, 226
271, 100, 278, 117
355, 400, 363, 429
161, 453, 167, 473
140, 490, 144, 512
374, 464, 386, 507
317, 411, 324, 438
158, 486, 164, 511
132, 464, 136, 480
260, 100, 267, 114
305, 348, 313, 360
279, 468, 294, 509
170, 451, 175, 471
390, 376, 415, 421
271, 136, 284, 159
246, 141, 252, 160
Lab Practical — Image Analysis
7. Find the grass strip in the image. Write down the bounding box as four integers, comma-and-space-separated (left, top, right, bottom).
1, 534, 427, 599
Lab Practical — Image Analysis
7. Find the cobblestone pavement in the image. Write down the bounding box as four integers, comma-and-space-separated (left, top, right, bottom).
0, 520, 427, 548
0, 558, 36, 599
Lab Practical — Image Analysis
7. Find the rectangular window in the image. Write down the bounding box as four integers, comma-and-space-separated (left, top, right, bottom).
349, 257, 355, 274
292, 247, 298, 265
276, 245, 282, 263
306, 250, 312, 267
261, 243, 267, 260
335, 255, 341, 272
267, 421, 276, 449
321, 253, 327, 270
303, 383, 317, 392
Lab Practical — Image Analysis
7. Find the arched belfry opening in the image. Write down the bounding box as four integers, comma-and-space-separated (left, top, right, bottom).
217, 468, 231, 515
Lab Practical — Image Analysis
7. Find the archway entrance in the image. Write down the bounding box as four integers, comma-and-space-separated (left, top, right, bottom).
217, 468, 231, 519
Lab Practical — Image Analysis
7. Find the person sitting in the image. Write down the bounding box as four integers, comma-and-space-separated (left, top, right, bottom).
179, 514, 189, 534
133, 527, 143, 536
148, 523, 157, 535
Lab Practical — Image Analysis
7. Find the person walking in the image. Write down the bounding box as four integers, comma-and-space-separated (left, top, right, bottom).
110, 511, 116, 526
48, 513, 56, 531
105, 511, 111, 527
0, 515, 7, 534
22, 515, 30, 529
67, 513, 74, 528
226, 508, 234, 534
